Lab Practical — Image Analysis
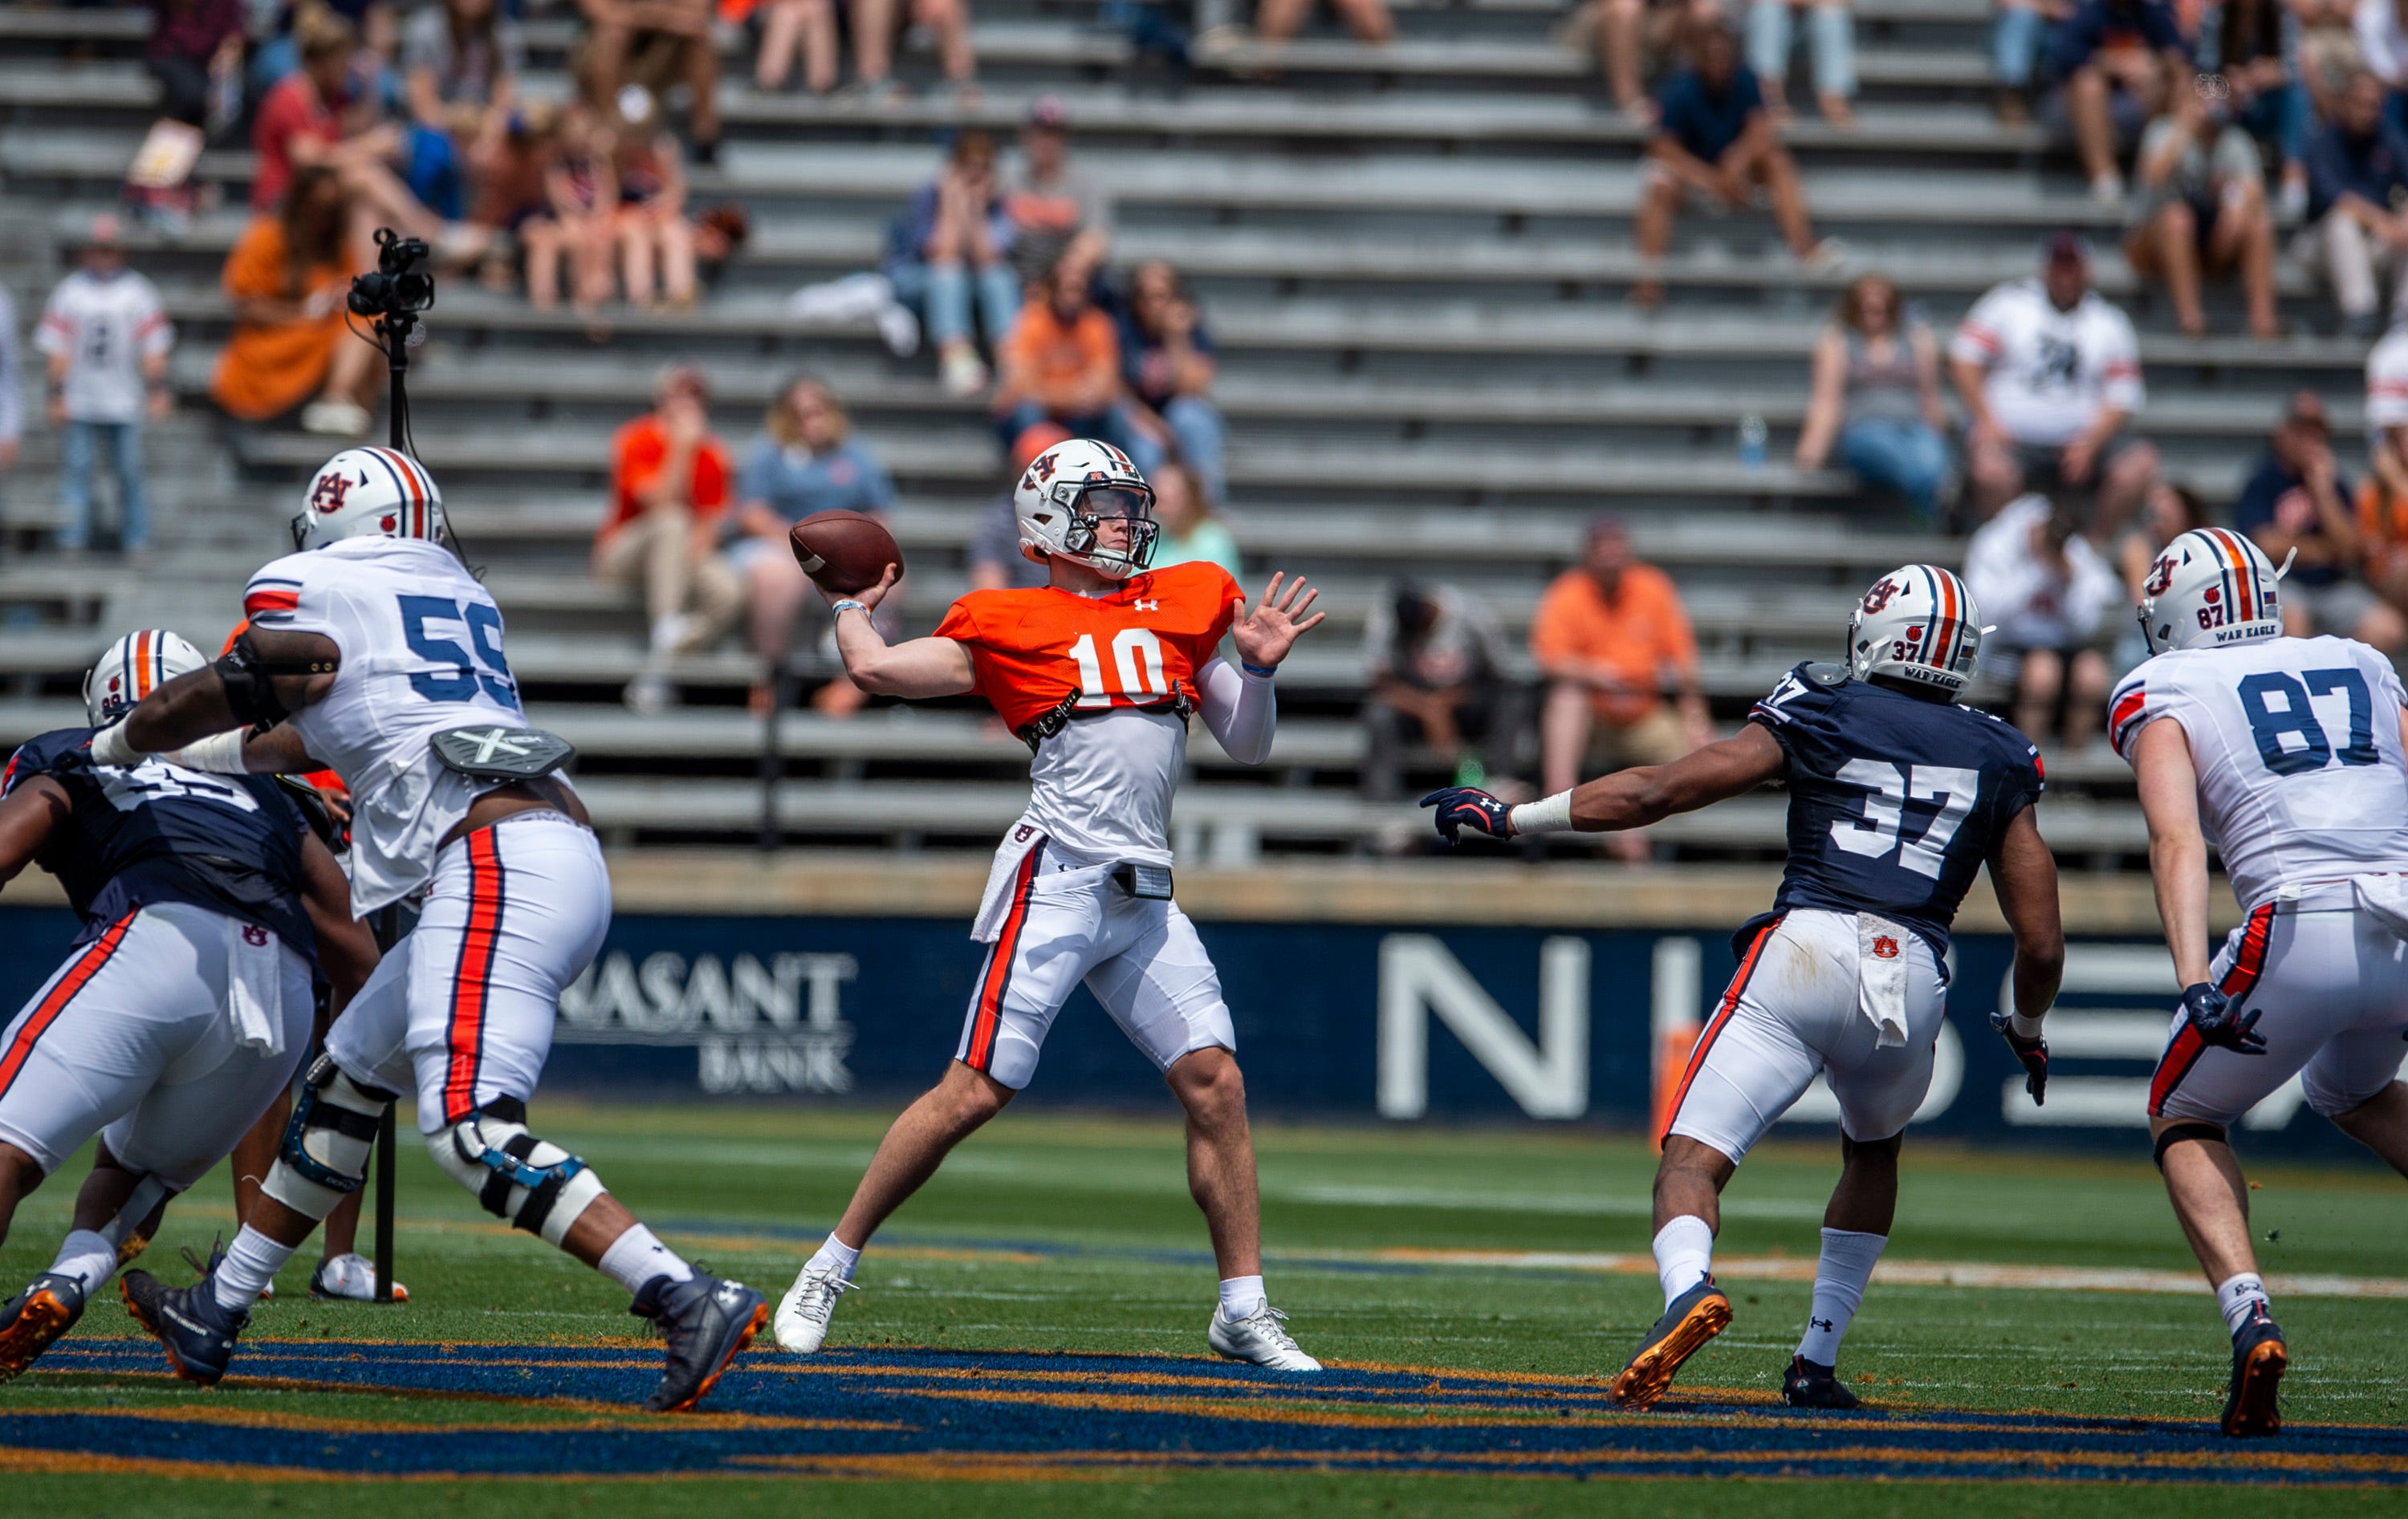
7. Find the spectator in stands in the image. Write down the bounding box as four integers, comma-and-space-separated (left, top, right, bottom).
1592, 0, 1723, 122
2296, 0, 2361, 120
2051, 0, 2190, 203
0, 282, 18, 526
2124, 74, 2280, 339
578, 0, 720, 164
2353, 420, 2408, 612
992, 262, 1145, 458
726, 376, 897, 715
1146, 463, 1240, 577
39, 217, 171, 559
2358, 0, 2408, 104
403, 0, 523, 182
2117, 477, 2210, 597
1746, 0, 1857, 127
885, 132, 1019, 398
969, 422, 1069, 591
1794, 274, 1951, 522
1256, 0, 1396, 45
1950, 234, 2157, 528
849, 0, 980, 104
751, 0, 840, 95
1361, 581, 1519, 801
254, 7, 460, 249
2296, 70, 2408, 336
523, 100, 619, 318
1530, 514, 1712, 863
1965, 489, 2121, 748
2233, 390, 2408, 645
466, 103, 551, 290
1120, 261, 1226, 506
612, 89, 698, 309
596, 364, 745, 713
1994, 0, 2069, 124
147, 0, 246, 134
2201, 0, 2311, 223
2368, 315, 2408, 503
1002, 95, 1112, 286
211, 166, 382, 435
1632, 23, 1834, 310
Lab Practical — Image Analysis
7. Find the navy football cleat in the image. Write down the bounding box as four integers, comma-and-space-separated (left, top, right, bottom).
120, 1245, 249, 1387
2223, 1303, 2287, 1438
1609, 1275, 1732, 1408
1780, 1353, 1862, 1409
632, 1269, 768, 1413
0, 1272, 87, 1383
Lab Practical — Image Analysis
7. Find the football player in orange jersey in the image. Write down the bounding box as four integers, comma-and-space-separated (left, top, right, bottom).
773, 439, 1328, 1369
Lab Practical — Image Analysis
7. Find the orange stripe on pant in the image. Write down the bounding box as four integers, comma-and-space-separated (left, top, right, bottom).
2148, 902, 2276, 1118
0, 912, 137, 1103
965, 847, 1046, 1074
442, 831, 506, 1123
1658, 915, 1784, 1148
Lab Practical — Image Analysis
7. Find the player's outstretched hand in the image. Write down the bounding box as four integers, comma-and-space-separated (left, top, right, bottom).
2181, 981, 2267, 1054
1989, 1010, 2048, 1107
1422, 786, 1513, 844
1230, 573, 1325, 672
823, 563, 901, 611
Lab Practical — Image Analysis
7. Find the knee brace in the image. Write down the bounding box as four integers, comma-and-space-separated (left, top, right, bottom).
262, 1055, 394, 1218
429, 1098, 605, 1247
2153, 1120, 2229, 1171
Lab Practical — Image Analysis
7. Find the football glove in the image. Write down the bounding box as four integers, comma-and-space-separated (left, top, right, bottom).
1421, 786, 1512, 844
2182, 981, 2268, 1054
1989, 1011, 2048, 1107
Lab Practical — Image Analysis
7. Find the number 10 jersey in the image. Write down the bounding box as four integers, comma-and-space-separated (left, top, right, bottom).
243, 536, 537, 915
2111, 635, 2408, 912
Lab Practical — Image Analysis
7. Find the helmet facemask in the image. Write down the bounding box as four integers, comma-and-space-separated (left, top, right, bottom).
1043, 481, 1160, 581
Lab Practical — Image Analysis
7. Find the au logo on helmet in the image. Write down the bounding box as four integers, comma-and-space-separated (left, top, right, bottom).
2145, 554, 2176, 598
309, 470, 355, 514
1861, 579, 1902, 614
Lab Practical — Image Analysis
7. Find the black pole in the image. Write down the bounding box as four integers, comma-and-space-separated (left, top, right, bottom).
381, 314, 410, 453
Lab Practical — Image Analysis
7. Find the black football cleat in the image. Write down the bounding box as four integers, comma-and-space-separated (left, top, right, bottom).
1780, 1353, 1862, 1410
633, 1269, 768, 1413
0, 1272, 87, 1383
2222, 1304, 2287, 1438
120, 1246, 249, 1387
1609, 1275, 1732, 1408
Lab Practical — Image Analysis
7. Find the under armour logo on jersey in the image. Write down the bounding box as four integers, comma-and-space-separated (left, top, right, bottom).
242, 924, 269, 946
1133, 599, 1161, 611
1872, 936, 1899, 960
308, 469, 356, 514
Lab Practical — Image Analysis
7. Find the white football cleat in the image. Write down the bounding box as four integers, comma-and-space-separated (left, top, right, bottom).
773, 1263, 852, 1354
1208, 1304, 1321, 1371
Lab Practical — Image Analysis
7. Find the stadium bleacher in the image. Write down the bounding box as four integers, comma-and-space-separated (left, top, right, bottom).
0, 0, 2369, 861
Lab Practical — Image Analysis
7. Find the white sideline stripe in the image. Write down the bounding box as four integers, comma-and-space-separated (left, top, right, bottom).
1349, 1248, 2408, 1299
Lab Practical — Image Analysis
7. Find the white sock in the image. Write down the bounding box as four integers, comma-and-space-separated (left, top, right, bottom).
1218, 1275, 1266, 1321
214, 1225, 298, 1314
807, 1234, 863, 1282
47, 1229, 120, 1296
1797, 1228, 1888, 1364
1653, 1216, 1715, 1307
2215, 1271, 2271, 1335
597, 1224, 695, 1294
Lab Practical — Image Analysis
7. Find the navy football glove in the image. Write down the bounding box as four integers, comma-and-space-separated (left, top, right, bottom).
1989, 1011, 2048, 1107
1421, 786, 1513, 844
2182, 981, 2268, 1054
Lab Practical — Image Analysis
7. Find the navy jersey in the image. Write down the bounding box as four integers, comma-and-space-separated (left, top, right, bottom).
1, 728, 317, 956
1747, 663, 2045, 959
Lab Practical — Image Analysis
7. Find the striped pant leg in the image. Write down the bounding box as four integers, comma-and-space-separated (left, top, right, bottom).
955, 858, 1115, 1091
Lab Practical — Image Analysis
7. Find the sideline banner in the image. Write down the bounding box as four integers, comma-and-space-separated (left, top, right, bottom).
0, 906, 2378, 1157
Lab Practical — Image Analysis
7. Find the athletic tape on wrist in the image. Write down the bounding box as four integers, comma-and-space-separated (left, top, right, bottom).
1507, 790, 1574, 835
167, 729, 249, 774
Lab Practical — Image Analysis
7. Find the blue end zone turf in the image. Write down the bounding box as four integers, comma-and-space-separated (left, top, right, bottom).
7, 1342, 2406, 1484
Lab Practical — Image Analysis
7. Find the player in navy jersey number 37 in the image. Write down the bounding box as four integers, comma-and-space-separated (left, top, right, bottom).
1426, 566, 2064, 1411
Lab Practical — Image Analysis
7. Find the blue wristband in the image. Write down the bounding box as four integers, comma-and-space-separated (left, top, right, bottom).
1240, 660, 1278, 678
831, 599, 870, 618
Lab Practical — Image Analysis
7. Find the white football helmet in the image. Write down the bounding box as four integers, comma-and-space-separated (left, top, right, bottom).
1847, 565, 1984, 699
291, 446, 445, 553
2136, 526, 2286, 655
1012, 438, 1157, 581
84, 628, 206, 726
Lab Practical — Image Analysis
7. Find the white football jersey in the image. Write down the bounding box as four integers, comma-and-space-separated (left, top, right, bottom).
1948, 278, 2144, 446
2111, 636, 2408, 911
243, 537, 539, 914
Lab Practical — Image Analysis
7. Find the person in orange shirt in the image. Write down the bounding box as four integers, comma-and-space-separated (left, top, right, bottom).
2355, 428, 2408, 615
991, 262, 1151, 469
1531, 514, 1713, 861
594, 363, 744, 712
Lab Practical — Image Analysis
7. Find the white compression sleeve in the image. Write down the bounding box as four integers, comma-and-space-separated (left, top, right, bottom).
1196, 657, 1277, 766
165, 729, 249, 774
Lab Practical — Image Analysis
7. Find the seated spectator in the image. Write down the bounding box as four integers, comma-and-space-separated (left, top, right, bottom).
523, 101, 619, 317
612, 89, 697, 309
2353, 422, 2408, 614
751, 0, 840, 95
1145, 464, 1239, 577
1361, 581, 1520, 801
1256, 0, 1395, 45
2297, 0, 2361, 120
1964, 490, 2121, 748
1530, 515, 1712, 864
1950, 234, 2158, 528
39, 217, 172, 558
2235, 390, 2408, 647
1746, 0, 1857, 127
209, 166, 381, 434
2201, 0, 2310, 222
2367, 314, 2408, 503
992, 262, 1149, 462
885, 132, 1019, 397
254, 7, 458, 247
2117, 477, 2211, 598
1001, 95, 1112, 286
2124, 76, 2279, 338
403, 0, 522, 184
595, 364, 744, 713
1794, 274, 1951, 522
466, 104, 551, 290
969, 422, 1071, 591
1593, 0, 1724, 122
578, 0, 719, 164
1632, 23, 1833, 310
2358, 0, 2408, 108
2050, 0, 2189, 203
2296, 70, 2408, 336
724, 376, 897, 716
1120, 261, 1226, 506
849, 0, 979, 104
147, 0, 246, 133
1994, 0, 2070, 124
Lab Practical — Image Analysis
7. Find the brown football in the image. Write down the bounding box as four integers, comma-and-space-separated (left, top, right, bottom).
788, 510, 902, 595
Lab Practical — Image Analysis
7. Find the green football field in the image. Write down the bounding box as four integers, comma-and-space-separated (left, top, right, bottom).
4, 1101, 2406, 1515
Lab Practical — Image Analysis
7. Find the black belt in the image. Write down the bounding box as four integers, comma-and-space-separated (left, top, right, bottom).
1015, 686, 1198, 753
